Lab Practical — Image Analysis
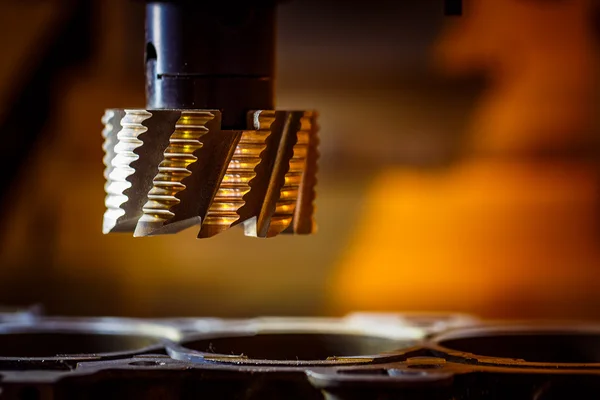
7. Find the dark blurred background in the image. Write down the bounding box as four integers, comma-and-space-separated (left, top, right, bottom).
0, 0, 598, 320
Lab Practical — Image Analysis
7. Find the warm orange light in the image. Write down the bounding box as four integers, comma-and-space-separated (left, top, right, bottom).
327, 159, 600, 319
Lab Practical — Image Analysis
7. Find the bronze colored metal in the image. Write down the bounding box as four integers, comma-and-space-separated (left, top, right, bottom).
198, 114, 272, 238
134, 110, 227, 236
286, 111, 319, 234
101, 109, 319, 239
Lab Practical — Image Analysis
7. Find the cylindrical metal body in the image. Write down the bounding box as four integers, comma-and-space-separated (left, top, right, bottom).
145, 1, 277, 129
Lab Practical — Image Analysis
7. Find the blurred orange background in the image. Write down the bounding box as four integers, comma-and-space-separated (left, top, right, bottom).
0, 0, 598, 320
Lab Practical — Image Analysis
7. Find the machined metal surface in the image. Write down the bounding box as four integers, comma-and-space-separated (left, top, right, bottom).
2, 311, 600, 398
102, 108, 318, 238
0, 304, 41, 324
0, 317, 182, 364
166, 315, 425, 366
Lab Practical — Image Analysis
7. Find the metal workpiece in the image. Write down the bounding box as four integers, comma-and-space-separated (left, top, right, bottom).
343, 312, 479, 335
0, 304, 41, 324
4, 313, 600, 398
428, 322, 600, 367
166, 315, 426, 367
0, 317, 182, 366
102, 109, 319, 238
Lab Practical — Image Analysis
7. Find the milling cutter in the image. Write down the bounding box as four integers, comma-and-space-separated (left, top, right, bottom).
102, 1, 319, 239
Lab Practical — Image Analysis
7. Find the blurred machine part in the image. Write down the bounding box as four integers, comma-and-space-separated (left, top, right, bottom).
0, 0, 93, 227
0, 310, 599, 399
102, 1, 319, 238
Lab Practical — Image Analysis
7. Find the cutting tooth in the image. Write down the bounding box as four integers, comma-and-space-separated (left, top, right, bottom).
285, 111, 319, 234
240, 111, 305, 238
101, 108, 318, 239
268, 111, 314, 236
198, 121, 272, 238
134, 111, 236, 236
103, 110, 152, 234
102, 109, 181, 234
134, 111, 213, 235
101, 109, 125, 192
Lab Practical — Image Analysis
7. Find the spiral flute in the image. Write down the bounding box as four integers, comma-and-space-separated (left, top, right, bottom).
101, 109, 319, 238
